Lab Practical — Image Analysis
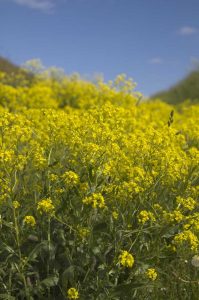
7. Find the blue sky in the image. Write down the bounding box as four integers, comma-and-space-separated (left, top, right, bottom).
0, 0, 199, 96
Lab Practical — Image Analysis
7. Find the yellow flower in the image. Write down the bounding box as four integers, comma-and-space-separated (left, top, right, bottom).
23, 215, 36, 227
176, 196, 196, 211
62, 171, 79, 187
67, 287, 79, 299
112, 211, 118, 219
167, 244, 176, 252
79, 182, 89, 193
138, 210, 155, 224
37, 198, 55, 215
49, 174, 58, 182
145, 268, 158, 281
163, 210, 184, 223
82, 193, 105, 208
153, 203, 163, 212
183, 213, 199, 231
118, 250, 134, 268
78, 226, 90, 239
173, 230, 198, 252
13, 201, 20, 209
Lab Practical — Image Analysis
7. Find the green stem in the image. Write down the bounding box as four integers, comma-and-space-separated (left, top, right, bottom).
47, 216, 51, 297
54, 215, 76, 232
128, 225, 144, 252
13, 208, 29, 299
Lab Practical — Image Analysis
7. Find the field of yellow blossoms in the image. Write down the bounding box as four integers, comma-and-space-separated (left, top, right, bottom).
0, 65, 199, 299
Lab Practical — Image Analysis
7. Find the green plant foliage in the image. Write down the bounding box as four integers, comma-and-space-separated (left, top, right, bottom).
151, 69, 199, 105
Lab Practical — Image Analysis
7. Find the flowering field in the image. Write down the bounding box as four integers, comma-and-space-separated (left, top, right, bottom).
0, 68, 199, 299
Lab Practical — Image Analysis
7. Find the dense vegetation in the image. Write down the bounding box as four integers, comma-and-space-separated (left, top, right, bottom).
0, 57, 32, 85
0, 60, 198, 299
152, 69, 199, 105
0, 57, 22, 74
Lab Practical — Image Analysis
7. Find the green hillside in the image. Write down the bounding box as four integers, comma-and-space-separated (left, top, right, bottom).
0, 57, 23, 74
0, 57, 33, 85
151, 69, 199, 104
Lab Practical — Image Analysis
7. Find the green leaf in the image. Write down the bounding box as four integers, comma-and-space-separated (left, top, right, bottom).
61, 266, 75, 290
41, 275, 59, 288
2, 244, 16, 255
111, 282, 146, 298
28, 241, 48, 261
93, 222, 107, 232
0, 295, 15, 300
2, 221, 14, 229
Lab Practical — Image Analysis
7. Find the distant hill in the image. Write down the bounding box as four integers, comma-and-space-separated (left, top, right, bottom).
151, 69, 199, 105
0, 57, 22, 74
0, 56, 33, 85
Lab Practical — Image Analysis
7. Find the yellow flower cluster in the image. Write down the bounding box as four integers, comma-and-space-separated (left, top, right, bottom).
138, 210, 155, 225
173, 230, 199, 252
62, 171, 79, 187
145, 268, 158, 281
118, 250, 134, 268
77, 226, 90, 239
13, 201, 20, 209
176, 196, 197, 211
112, 211, 119, 219
163, 209, 184, 223
82, 193, 105, 208
183, 213, 199, 231
23, 215, 36, 227
0, 63, 199, 298
37, 198, 55, 215
67, 288, 79, 299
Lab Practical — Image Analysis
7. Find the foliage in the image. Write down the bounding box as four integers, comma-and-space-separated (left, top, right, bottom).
0, 57, 33, 87
0, 57, 23, 75
151, 69, 199, 105
0, 63, 199, 299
